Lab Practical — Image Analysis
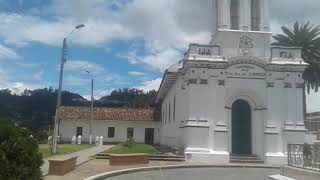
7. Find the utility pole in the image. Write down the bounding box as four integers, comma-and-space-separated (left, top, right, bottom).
84, 69, 94, 144
52, 38, 67, 154
51, 24, 84, 155
89, 78, 94, 144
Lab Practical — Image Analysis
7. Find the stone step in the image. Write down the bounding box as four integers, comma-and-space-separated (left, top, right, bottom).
96, 154, 185, 162
229, 156, 260, 160
229, 154, 264, 163
96, 153, 184, 158
149, 157, 185, 161
268, 175, 296, 180
229, 159, 264, 164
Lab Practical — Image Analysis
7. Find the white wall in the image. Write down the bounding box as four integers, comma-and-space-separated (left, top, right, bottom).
59, 120, 160, 144
160, 58, 306, 162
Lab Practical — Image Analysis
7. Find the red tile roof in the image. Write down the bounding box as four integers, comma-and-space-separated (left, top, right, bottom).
59, 106, 158, 122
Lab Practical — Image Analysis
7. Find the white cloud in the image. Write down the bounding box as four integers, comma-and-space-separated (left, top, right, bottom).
0, 67, 46, 94
0, 68, 8, 81
0, 43, 20, 60
83, 88, 115, 100
0, 81, 44, 94
64, 60, 104, 74
33, 70, 44, 81
128, 71, 145, 76
117, 50, 139, 65
307, 91, 320, 113
136, 78, 162, 92
141, 42, 183, 72
64, 75, 90, 86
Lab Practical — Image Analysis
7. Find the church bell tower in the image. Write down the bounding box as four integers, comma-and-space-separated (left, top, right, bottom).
213, 0, 270, 32
211, 0, 272, 58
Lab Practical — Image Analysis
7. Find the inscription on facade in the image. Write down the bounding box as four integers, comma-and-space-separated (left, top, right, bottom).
271, 47, 301, 61
280, 51, 294, 59
226, 64, 266, 79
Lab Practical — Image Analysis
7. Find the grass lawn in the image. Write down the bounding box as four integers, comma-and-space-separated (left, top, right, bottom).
104, 144, 160, 155
39, 144, 94, 158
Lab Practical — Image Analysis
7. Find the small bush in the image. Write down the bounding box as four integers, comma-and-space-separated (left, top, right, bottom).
124, 138, 136, 148
0, 119, 43, 180
58, 138, 64, 145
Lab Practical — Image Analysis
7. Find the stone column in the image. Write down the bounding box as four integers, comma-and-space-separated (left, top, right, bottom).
295, 86, 305, 129
285, 85, 296, 128
240, 0, 250, 31
222, 0, 230, 29
260, 0, 270, 31
264, 81, 282, 154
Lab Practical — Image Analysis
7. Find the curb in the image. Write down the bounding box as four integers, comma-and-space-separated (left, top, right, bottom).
84, 164, 281, 180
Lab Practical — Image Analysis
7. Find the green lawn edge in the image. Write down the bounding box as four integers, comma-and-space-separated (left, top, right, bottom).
103, 144, 160, 155
39, 144, 95, 158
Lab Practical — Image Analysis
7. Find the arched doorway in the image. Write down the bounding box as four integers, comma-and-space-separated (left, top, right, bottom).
232, 99, 252, 155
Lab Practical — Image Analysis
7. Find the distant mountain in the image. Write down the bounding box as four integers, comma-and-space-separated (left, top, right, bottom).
0, 87, 158, 138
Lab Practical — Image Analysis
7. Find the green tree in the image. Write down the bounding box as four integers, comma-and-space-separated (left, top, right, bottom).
0, 119, 43, 180
272, 21, 320, 116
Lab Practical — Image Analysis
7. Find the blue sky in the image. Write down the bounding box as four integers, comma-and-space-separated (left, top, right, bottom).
0, 0, 320, 112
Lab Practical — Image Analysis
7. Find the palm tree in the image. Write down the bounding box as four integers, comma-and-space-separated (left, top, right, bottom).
272, 21, 320, 117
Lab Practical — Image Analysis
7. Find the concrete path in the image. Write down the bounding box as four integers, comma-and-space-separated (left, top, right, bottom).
44, 159, 280, 180
41, 145, 113, 176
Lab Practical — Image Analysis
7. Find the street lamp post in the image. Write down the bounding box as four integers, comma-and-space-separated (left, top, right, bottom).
84, 69, 94, 144
51, 24, 84, 154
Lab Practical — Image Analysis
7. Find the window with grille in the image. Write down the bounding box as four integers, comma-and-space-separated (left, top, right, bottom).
108, 127, 115, 138
127, 127, 134, 138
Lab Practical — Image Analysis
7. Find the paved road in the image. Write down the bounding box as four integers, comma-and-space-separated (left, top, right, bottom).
105, 167, 279, 180
41, 145, 113, 176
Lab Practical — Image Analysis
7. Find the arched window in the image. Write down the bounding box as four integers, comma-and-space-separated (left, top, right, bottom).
251, 0, 261, 31
230, 0, 240, 30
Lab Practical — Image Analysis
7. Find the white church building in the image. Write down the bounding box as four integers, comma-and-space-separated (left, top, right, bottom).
58, 0, 309, 166
156, 0, 308, 164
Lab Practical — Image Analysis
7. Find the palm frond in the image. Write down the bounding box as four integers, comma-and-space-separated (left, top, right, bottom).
274, 21, 320, 93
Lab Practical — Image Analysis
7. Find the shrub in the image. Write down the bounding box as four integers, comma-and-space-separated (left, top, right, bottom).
0, 119, 43, 180
124, 138, 136, 148
58, 138, 64, 145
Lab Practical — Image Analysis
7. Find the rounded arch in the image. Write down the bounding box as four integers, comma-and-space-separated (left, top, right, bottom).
225, 90, 265, 110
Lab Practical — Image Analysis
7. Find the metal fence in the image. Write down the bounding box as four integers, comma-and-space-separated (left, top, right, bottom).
288, 144, 320, 172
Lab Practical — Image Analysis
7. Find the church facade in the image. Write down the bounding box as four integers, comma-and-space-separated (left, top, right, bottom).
156, 0, 308, 165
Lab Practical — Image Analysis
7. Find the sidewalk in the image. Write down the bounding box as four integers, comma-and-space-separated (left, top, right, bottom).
41, 145, 113, 176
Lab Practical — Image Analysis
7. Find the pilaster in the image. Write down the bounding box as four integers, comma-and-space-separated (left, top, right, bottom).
260, 0, 270, 31
221, 0, 230, 29
240, 0, 250, 31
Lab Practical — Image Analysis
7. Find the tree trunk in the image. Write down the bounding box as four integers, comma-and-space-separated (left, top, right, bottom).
303, 85, 307, 120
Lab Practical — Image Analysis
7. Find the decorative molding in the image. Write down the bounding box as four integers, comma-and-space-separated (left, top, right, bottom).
284, 82, 292, 88
239, 36, 253, 56
214, 129, 228, 132
266, 82, 275, 88
200, 79, 208, 85
188, 78, 197, 85
295, 83, 304, 88
218, 80, 225, 86
264, 131, 279, 135
184, 125, 210, 128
